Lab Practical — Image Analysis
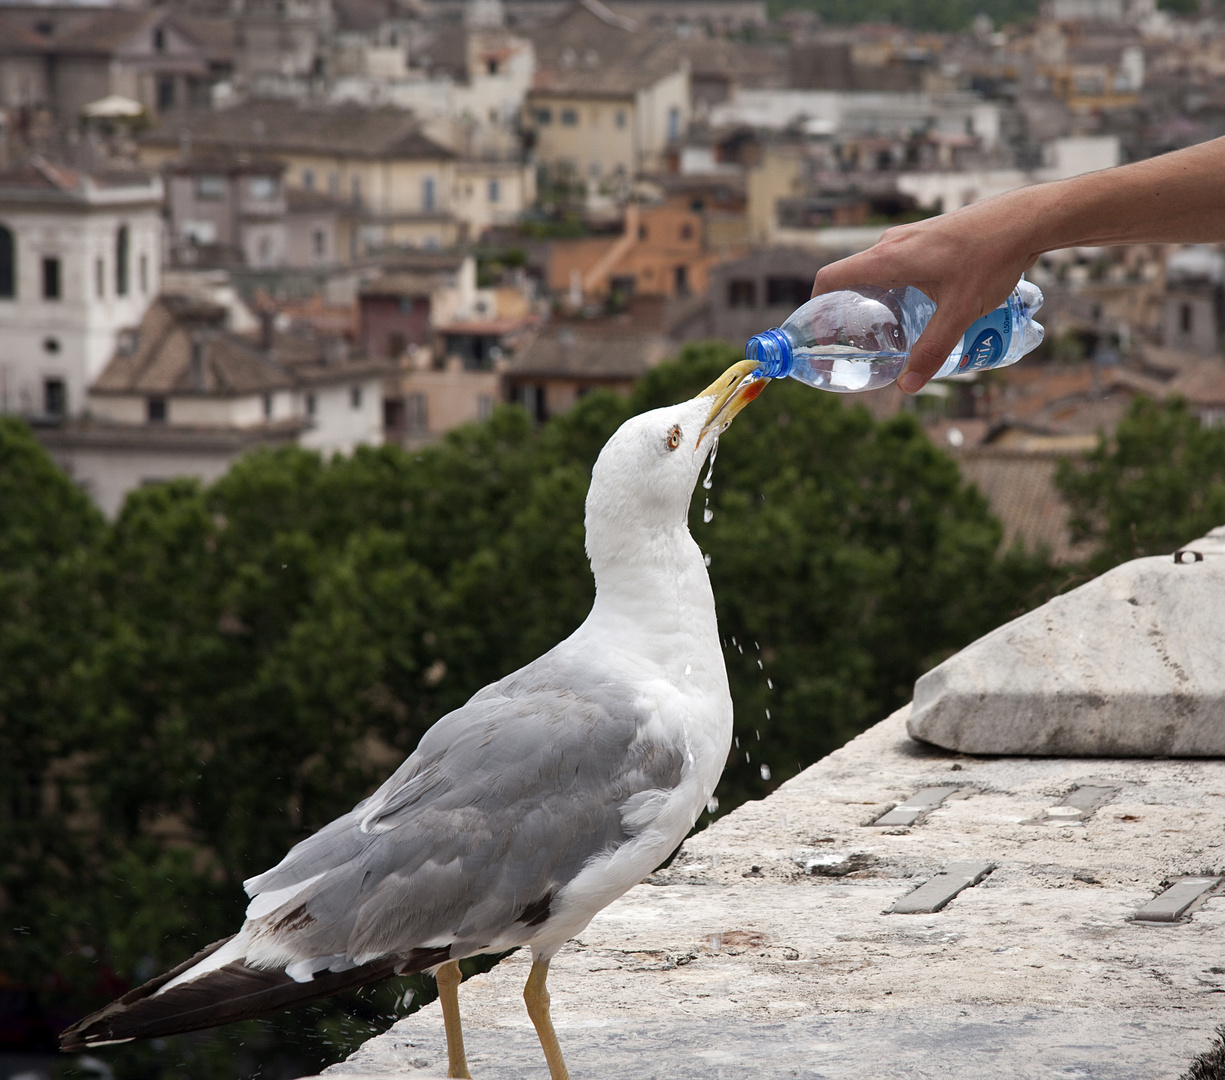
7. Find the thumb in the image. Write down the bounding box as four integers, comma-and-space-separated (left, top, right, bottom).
897, 304, 974, 394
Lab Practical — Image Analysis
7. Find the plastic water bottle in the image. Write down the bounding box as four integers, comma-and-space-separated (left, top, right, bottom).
744, 280, 1045, 393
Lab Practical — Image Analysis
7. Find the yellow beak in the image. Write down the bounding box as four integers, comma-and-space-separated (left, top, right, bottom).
698, 359, 768, 445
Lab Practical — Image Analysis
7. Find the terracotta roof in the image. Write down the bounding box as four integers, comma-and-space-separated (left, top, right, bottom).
951, 445, 1095, 565
141, 101, 457, 161
93, 296, 390, 398
528, 0, 684, 97
508, 325, 670, 380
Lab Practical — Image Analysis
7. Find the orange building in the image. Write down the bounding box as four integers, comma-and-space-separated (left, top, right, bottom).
546, 198, 744, 303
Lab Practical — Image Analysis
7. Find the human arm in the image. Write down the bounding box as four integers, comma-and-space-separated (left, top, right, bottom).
811, 136, 1225, 393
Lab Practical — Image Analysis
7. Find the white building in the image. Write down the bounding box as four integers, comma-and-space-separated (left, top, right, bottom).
39, 295, 390, 516
0, 158, 162, 420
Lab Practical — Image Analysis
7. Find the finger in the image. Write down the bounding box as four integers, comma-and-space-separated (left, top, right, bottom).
897, 305, 976, 393
811, 252, 879, 297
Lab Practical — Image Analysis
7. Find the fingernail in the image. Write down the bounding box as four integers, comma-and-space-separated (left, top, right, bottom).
898, 371, 924, 394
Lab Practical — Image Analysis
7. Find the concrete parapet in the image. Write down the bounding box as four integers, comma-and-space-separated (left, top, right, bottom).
909, 527, 1225, 757
311, 704, 1225, 1080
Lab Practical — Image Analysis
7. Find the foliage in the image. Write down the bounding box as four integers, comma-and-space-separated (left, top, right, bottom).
1, 357, 1053, 1077
1057, 397, 1225, 574
768, 0, 1040, 32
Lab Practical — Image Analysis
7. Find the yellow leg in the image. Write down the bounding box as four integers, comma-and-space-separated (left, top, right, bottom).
523, 957, 570, 1080
435, 960, 471, 1079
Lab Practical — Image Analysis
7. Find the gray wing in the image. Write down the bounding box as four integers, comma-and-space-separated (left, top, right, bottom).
243, 653, 684, 963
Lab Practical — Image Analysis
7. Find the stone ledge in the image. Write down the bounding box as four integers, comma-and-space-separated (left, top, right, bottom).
310, 704, 1225, 1080
909, 531, 1225, 756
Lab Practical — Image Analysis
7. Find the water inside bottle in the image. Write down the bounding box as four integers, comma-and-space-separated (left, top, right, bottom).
788, 346, 907, 393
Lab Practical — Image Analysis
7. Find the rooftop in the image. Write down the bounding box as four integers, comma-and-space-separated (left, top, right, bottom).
141, 102, 457, 162
92, 296, 390, 399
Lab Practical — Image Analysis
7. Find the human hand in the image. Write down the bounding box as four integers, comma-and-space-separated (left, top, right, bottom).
811, 195, 1042, 392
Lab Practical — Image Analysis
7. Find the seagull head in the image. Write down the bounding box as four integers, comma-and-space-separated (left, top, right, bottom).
585, 359, 765, 570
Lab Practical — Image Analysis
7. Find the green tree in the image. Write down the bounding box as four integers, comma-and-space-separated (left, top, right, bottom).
2, 351, 1054, 1078
1057, 397, 1225, 574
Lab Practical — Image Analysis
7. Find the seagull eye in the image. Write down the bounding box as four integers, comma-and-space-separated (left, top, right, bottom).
666, 425, 682, 451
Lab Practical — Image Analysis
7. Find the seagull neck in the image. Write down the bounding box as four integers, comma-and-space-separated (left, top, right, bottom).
584, 524, 719, 652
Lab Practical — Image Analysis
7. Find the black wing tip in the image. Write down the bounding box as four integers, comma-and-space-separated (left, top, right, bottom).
56, 943, 449, 1052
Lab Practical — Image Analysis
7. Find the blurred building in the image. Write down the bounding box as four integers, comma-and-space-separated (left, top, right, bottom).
523, 0, 690, 193
40, 294, 389, 516
0, 5, 231, 120
0, 159, 162, 422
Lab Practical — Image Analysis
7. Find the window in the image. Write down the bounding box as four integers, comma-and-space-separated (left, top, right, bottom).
766, 276, 810, 308
637, 223, 647, 240
422, 177, 436, 213
351, 175, 362, 204
44, 378, 65, 417
153, 26, 165, 51
147, 397, 167, 422
350, 385, 363, 409
674, 265, 689, 296
157, 76, 175, 111
477, 394, 493, 421
533, 107, 552, 125
257, 235, 273, 264
328, 172, 339, 196
486, 58, 499, 75
249, 175, 276, 200
680, 223, 693, 241
43, 337, 59, 354
42, 256, 60, 300
95, 257, 105, 298
615, 110, 626, 129
263, 393, 273, 418
667, 106, 680, 141
312, 229, 326, 258
139, 253, 148, 294
1181, 303, 1193, 335
0, 225, 13, 298
488, 178, 500, 203
116, 225, 130, 296
560, 108, 578, 126
196, 175, 226, 199
727, 279, 757, 308
302, 169, 315, 190
305, 392, 316, 416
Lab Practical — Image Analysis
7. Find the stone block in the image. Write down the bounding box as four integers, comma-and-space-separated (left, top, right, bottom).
908, 541, 1225, 757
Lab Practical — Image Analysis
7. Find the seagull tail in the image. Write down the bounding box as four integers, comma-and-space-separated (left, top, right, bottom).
59, 937, 446, 1052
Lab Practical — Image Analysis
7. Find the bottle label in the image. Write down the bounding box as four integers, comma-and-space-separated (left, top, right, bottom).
957, 306, 1013, 372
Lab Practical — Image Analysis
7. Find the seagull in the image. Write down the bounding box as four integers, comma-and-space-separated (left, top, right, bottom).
60, 359, 766, 1079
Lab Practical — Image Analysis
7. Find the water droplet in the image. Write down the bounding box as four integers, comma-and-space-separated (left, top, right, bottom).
702, 437, 719, 490
684, 664, 692, 676
760, 764, 772, 781
755, 729, 760, 740
703, 503, 713, 523
745, 752, 751, 763
731, 636, 737, 646
754, 641, 760, 650
757, 658, 763, 669
765, 708, 771, 720
737, 644, 743, 654
704, 553, 712, 566
706, 796, 719, 814
767, 678, 773, 689
734, 736, 740, 748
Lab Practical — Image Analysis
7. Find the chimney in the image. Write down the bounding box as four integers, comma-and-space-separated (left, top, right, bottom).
189, 338, 206, 390
258, 309, 275, 352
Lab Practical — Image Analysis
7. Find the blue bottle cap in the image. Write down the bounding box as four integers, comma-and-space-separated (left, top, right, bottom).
745, 328, 792, 379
